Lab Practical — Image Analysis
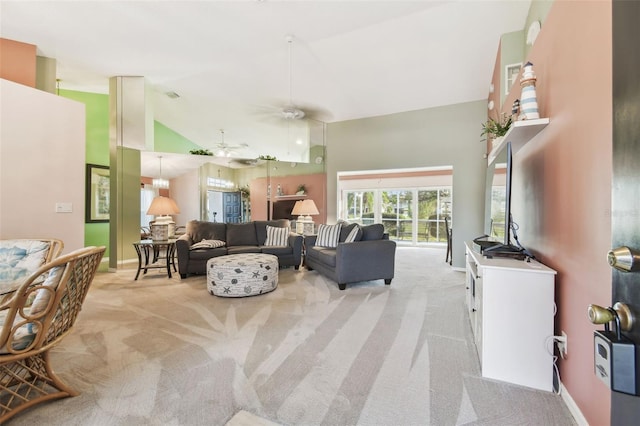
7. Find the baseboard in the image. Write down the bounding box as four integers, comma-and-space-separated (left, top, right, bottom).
452, 266, 465, 272
560, 382, 589, 426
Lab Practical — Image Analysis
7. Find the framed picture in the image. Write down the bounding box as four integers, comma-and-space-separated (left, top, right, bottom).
86, 164, 110, 223
505, 63, 522, 95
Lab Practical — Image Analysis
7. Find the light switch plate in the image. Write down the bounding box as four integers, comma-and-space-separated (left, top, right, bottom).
55, 202, 73, 213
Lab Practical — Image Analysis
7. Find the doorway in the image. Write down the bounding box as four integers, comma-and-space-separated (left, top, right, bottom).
207, 190, 243, 223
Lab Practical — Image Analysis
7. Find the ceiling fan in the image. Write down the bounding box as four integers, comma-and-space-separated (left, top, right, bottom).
213, 129, 248, 157
251, 35, 321, 123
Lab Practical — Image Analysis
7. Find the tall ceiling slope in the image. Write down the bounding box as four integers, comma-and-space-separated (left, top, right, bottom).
0, 0, 531, 167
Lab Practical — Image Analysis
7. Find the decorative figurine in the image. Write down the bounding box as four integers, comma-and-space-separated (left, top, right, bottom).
519, 62, 540, 120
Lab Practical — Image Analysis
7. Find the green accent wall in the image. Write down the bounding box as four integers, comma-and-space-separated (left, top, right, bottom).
154, 121, 203, 153
60, 89, 110, 267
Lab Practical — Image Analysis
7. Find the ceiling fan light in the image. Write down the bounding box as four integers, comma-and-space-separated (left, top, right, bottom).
282, 107, 305, 120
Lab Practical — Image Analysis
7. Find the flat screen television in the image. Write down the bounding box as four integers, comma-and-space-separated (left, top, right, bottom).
271, 199, 297, 221
482, 142, 525, 258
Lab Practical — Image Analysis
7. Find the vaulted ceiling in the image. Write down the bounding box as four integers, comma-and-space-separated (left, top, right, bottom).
1, 0, 531, 177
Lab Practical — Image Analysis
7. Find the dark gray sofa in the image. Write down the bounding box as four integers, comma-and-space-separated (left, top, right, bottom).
176, 219, 303, 278
304, 223, 396, 290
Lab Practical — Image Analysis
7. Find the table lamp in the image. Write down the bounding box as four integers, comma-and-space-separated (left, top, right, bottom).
291, 199, 319, 234
147, 196, 181, 240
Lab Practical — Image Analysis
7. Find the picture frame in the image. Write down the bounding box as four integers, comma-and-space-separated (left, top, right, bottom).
505, 63, 522, 95
85, 164, 110, 223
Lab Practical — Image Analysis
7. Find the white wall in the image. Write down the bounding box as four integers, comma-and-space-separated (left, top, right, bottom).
327, 100, 487, 267
0, 79, 85, 252
171, 168, 200, 226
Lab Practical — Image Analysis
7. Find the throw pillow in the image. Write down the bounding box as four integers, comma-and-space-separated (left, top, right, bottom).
190, 239, 226, 250
344, 224, 360, 243
361, 223, 385, 241
316, 223, 342, 248
264, 225, 289, 246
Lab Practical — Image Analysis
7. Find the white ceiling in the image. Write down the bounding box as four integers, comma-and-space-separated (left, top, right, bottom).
0, 0, 531, 178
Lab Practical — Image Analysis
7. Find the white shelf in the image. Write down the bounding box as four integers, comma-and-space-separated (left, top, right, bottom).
274, 194, 306, 200
488, 118, 550, 165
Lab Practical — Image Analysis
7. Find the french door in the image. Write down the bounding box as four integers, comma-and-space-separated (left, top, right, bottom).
341, 187, 451, 245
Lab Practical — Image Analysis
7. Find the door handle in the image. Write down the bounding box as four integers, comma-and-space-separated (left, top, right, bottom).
608, 246, 640, 272
588, 302, 635, 332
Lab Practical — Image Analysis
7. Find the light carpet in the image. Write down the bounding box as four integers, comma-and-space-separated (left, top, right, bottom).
9, 247, 576, 425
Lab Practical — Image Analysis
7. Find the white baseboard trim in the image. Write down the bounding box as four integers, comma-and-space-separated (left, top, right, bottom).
452, 266, 465, 272
560, 382, 589, 426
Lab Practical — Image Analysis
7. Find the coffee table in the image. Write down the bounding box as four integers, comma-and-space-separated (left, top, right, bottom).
207, 253, 278, 297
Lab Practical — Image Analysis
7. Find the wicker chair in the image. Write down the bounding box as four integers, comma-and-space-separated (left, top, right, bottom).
0, 245, 105, 423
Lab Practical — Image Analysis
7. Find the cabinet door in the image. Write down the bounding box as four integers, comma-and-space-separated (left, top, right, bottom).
475, 271, 483, 363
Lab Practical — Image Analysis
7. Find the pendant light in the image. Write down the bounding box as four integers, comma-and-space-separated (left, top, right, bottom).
152, 156, 169, 189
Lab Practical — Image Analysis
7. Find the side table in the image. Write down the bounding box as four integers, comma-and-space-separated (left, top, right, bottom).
133, 239, 177, 280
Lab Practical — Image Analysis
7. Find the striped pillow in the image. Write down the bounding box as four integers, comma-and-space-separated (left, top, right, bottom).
344, 224, 360, 243
264, 225, 289, 246
316, 223, 342, 248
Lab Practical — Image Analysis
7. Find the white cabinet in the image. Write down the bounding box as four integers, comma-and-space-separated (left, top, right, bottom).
465, 241, 557, 391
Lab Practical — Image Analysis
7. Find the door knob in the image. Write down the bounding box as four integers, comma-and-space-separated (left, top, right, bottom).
588, 302, 635, 332
608, 246, 640, 272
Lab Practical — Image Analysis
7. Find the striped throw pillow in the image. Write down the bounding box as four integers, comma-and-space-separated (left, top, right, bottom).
264, 225, 289, 246
316, 223, 342, 248
344, 224, 360, 243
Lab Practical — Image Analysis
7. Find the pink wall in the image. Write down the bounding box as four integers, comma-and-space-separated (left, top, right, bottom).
500, 2, 612, 424
0, 38, 36, 87
250, 173, 327, 224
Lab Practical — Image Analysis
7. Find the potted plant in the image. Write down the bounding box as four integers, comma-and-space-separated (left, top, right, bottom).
296, 184, 306, 195
481, 113, 513, 147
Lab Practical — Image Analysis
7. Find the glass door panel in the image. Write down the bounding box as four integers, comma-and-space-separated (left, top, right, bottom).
381, 190, 413, 241
344, 191, 375, 225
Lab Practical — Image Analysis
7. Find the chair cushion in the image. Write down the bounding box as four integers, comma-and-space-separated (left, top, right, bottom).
316, 223, 342, 248
227, 223, 258, 246
264, 225, 289, 246
0, 240, 50, 284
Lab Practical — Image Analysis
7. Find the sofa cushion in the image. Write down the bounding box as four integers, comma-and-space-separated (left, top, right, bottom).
339, 222, 362, 243
187, 220, 227, 243
255, 220, 290, 246
227, 222, 258, 246
227, 246, 261, 255
264, 225, 289, 246
261, 246, 293, 256
189, 247, 228, 261
307, 246, 337, 268
361, 224, 385, 241
316, 223, 342, 248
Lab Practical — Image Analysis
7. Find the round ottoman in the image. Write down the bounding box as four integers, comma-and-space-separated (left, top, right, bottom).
207, 253, 279, 297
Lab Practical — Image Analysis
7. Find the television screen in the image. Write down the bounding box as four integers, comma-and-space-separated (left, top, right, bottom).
272, 199, 297, 220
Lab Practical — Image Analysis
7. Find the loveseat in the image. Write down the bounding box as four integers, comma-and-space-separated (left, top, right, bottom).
304, 222, 396, 290
176, 219, 303, 279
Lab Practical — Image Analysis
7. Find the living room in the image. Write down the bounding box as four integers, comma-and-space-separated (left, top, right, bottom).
1, 1, 638, 424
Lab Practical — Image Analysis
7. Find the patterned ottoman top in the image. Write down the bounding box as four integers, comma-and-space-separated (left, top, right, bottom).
207, 253, 279, 298
209, 253, 277, 266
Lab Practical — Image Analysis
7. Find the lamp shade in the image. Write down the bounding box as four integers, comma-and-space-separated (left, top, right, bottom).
147, 196, 180, 216
294, 199, 319, 216
291, 200, 304, 216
